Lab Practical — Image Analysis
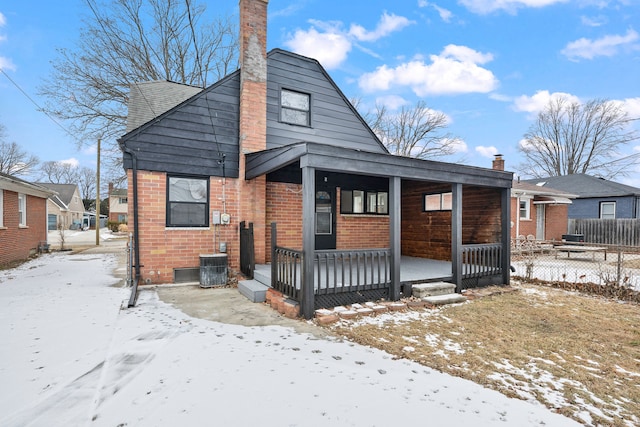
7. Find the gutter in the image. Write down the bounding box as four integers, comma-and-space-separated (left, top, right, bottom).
119, 141, 142, 307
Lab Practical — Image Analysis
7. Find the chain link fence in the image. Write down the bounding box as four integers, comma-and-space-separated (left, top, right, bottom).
510, 238, 640, 303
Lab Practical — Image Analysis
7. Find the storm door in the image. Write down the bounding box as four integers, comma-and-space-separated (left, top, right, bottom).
315, 187, 336, 250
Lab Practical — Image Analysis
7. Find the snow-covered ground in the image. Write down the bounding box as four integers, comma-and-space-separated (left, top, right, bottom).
0, 252, 581, 426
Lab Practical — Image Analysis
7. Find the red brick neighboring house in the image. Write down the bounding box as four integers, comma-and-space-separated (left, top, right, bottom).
120, 0, 514, 318
491, 155, 577, 241
0, 172, 56, 266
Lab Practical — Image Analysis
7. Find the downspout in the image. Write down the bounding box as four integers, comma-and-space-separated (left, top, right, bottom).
120, 142, 141, 307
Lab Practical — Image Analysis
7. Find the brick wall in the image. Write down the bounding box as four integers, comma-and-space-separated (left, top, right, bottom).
0, 190, 48, 266
336, 187, 389, 249
129, 170, 241, 284
510, 198, 569, 241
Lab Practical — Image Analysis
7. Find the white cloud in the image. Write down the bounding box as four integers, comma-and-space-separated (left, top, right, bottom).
375, 95, 409, 110
0, 56, 15, 71
284, 13, 412, 70
459, 0, 568, 15
475, 145, 498, 158
349, 12, 413, 42
358, 45, 498, 96
449, 138, 468, 153
0, 12, 6, 27
59, 158, 80, 168
561, 29, 640, 61
284, 26, 352, 69
512, 90, 580, 115
580, 15, 607, 27
619, 97, 640, 118
418, 2, 454, 22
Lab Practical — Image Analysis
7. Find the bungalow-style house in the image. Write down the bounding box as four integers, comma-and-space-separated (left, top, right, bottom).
0, 172, 56, 265
108, 183, 128, 224
119, 0, 514, 318
490, 155, 576, 241
37, 183, 85, 230
524, 174, 640, 219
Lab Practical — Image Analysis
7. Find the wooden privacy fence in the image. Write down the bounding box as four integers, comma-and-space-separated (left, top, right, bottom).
568, 219, 640, 246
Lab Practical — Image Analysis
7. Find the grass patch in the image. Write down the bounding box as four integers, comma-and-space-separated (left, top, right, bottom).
331, 283, 640, 426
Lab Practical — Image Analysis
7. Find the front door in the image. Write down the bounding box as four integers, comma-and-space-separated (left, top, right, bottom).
315, 187, 336, 250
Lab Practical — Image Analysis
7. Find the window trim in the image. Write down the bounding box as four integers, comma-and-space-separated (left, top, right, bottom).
18, 193, 27, 226
0, 190, 3, 227
599, 201, 616, 219
166, 175, 210, 228
423, 192, 452, 212
519, 197, 531, 220
279, 87, 311, 127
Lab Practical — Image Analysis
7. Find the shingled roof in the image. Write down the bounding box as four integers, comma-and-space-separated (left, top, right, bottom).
524, 174, 640, 198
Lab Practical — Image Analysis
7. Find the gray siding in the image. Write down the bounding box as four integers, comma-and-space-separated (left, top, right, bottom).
266, 50, 387, 154
569, 196, 638, 219
121, 74, 240, 178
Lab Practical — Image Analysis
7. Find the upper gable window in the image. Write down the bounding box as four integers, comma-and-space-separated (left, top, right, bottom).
280, 89, 310, 126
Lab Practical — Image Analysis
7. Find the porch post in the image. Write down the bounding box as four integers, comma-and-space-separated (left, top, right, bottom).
389, 176, 401, 301
301, 166, 316, 319
451, 183, 463, 292
501, 187, 511, 285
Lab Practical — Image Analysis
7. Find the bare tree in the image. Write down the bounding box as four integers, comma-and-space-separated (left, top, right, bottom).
518, 97, 640, 179
39, 161, 81, 184
77, 167, 97, 203
0, 124, 39, 176
354, 100, 463, 160
38, 0, 238, 170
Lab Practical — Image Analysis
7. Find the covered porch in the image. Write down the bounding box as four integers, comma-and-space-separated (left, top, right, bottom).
245, 142, 513, 319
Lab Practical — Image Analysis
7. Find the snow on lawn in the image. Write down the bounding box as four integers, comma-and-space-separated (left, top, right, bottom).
0, 253, 581, 426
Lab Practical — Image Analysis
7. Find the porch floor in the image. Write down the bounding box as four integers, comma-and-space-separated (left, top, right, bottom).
253, 256, 453, 287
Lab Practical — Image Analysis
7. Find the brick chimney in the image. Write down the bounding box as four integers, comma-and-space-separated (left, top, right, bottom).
238, 0, 268, 264
492, 154, 505, 171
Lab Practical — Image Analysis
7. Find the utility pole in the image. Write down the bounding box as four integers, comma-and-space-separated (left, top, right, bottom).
95, 138, 101, 246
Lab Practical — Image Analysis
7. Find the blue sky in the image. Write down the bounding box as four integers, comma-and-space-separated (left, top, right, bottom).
1, 0, 639, 185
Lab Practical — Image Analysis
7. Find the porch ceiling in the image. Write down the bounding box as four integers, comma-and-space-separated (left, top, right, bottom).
245, 142, 513, 188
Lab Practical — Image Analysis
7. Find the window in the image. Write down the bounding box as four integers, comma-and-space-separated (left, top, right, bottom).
600, 201, 616, 219
341, 190, 388, 214
119, 197, 128, 204
423, 192, 452, 211
519, 198, 530, 220
0, 190, 3, 227
280, 89, 310, 126
167, 176, 209, 227
18, 193, 26, 226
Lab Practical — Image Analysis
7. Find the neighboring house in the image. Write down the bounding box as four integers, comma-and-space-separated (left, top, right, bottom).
36, 183, 86, 230
108, 183, 128, 223
119, 0, 514, 318
524, 174, 640, 219
0, 172, 56, 265
491, 155, 577, 241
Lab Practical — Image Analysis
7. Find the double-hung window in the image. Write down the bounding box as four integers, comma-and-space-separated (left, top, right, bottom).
280, 89, 310, 126
167, 176, 209, 227
18, 193, 26, 226
519, 198, 531, 220
600, 201, 616, 219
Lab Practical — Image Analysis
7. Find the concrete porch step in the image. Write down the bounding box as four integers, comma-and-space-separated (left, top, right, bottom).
238, 279, 270, 303
422, 293, 467, 306
412, 281, 456, 298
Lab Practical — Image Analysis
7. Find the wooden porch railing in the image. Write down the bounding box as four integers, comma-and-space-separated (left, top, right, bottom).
272, 247, 302, 302
314, 249, 391, 295
461, 243, 502, 282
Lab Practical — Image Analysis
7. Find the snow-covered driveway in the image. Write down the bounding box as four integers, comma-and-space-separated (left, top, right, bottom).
0, 252, 580, 426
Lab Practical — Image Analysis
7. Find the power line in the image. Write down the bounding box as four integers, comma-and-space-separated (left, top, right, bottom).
0, 68, 78, 143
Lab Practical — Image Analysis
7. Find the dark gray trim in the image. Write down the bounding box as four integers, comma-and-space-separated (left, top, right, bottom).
246, 142, 513, 188
389, 176, 401, 300
451, 183, 462, 291
301, 166, 316, 319
501, 188, 511, 285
